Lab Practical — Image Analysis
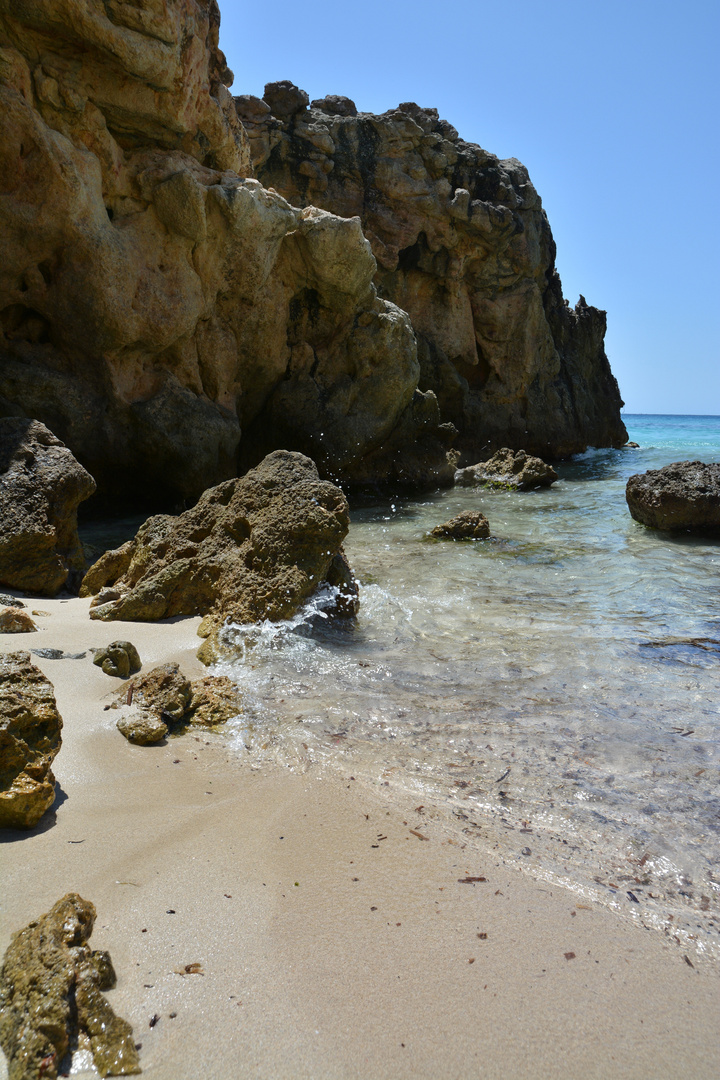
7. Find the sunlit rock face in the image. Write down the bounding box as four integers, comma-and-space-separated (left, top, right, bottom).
239, 85, 628, 462
0, 2, 452, 501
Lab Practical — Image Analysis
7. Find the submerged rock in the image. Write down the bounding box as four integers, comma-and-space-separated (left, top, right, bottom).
431, 510, 491, 540
0, 651, 62, 829
455, 448, 558, 490
83, 452, 357, 657
626, 461, 720, 534
0, 893, 141, 1078
0, 419, 96, 596
92, 642, 142, 679
0, 608, 38, 634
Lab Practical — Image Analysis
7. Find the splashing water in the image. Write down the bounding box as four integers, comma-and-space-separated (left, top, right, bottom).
213, 417, 720, 963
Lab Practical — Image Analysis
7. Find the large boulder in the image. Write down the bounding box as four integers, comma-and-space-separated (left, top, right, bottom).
0, 893, 140, 1078
455, 448, 558, 490
0, 419, 96, 596
81, 451, 358, 655
0, 6, 450, 499
0, 651, 63, 829
239, 87, 628, 462
626, 461, 720, 534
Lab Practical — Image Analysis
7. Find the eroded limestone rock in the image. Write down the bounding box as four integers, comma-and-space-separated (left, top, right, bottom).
83, 452, 356, 658
92, 642, 141, 679
0, 651, 62, 829
241, 85, 627, 462
0, 419, 96, 596
431, 510, 490, 540
626, 462, 720, 534
114, 667, 241, 740
455, 448, 558, 490
116, 712, 167, 745
0, 893, 140, 1078
186, 675, 243, 726
0, 608, 37, 633
0, 8, 448, 499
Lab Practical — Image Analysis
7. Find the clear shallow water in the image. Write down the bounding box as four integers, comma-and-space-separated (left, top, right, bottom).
213, 415, 720, 962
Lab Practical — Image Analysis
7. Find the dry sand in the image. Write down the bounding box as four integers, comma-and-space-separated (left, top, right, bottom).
1, 597, 718, 1079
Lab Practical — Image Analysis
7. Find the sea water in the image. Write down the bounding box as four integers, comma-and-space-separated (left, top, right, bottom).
213, 415, 720, 963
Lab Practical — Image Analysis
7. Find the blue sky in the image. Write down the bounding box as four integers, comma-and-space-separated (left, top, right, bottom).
218, 0, 719, 415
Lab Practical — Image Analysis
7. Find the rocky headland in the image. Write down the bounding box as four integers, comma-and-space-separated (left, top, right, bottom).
0, 0, 625, 507
237, 83, 628, 465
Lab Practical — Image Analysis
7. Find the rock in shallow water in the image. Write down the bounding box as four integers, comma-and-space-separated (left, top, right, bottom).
626, 461, 720, 534
0, 893, 141, 1078
455, 448, 558, 490
0, 651, 62, 829
82, 451, 358, 659
431, 511, 491, 540
0, 419, 96, 596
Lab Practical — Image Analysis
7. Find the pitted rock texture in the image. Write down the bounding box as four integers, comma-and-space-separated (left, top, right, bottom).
114, 667, 242, 740
239, 83, 628, 462
0, 893, 140, 1078
0, 608, 37, 633
0, 419, 96, 596
0, 650, 62, 829
626, 461, 720, 534
0, 5, 449, 499
82, 452, 356, 654
455, 447, 558, 490
91, 641, 142, 679
431, 510, 490, 540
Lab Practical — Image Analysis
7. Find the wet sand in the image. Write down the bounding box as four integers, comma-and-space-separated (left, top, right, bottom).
1, 597, 718, 1079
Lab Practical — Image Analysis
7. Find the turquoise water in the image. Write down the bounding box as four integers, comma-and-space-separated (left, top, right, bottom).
215, 416, 720, 964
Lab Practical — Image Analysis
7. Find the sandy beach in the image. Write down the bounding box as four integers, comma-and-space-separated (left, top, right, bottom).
1, 596, 718, 1080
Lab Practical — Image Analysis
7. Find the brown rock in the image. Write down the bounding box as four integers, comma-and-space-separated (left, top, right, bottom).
0, 893, 140, 1078
84, 452, 356, 651
0, 419, 96, 596
0, 651, 62, 829
0, 608, 37, 633
626, 461, 720, 534
0, 9, 448, 500
455, 448, 558, 490
116, 712, 168, 745
431, 510, 491, 539
91, 641, 142, 679
124, 663, 191, 722
248, 93, 627, 461
187, 675, 243, 726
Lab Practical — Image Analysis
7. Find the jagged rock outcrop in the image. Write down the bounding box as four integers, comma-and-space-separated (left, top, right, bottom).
0, 893, 140, 1078
0, 2, 451, 501
81, 451, 358, 659
626, 462, 720, 534
238, 83, 628, 462
0, 419, 96, 596
0, 650, 62, 829
455, 447, 558, 490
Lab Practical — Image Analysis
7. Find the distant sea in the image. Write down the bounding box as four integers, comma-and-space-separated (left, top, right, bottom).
211, 414, 720, 964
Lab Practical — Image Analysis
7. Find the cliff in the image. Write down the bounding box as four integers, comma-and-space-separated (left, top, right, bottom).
0, 1, 451, 503
237, 85, 628, 462
0, 2, 625, 507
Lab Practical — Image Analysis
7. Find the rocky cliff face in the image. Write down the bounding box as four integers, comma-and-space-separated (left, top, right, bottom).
237, 85, 628, 461
0, 2, 451, 502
